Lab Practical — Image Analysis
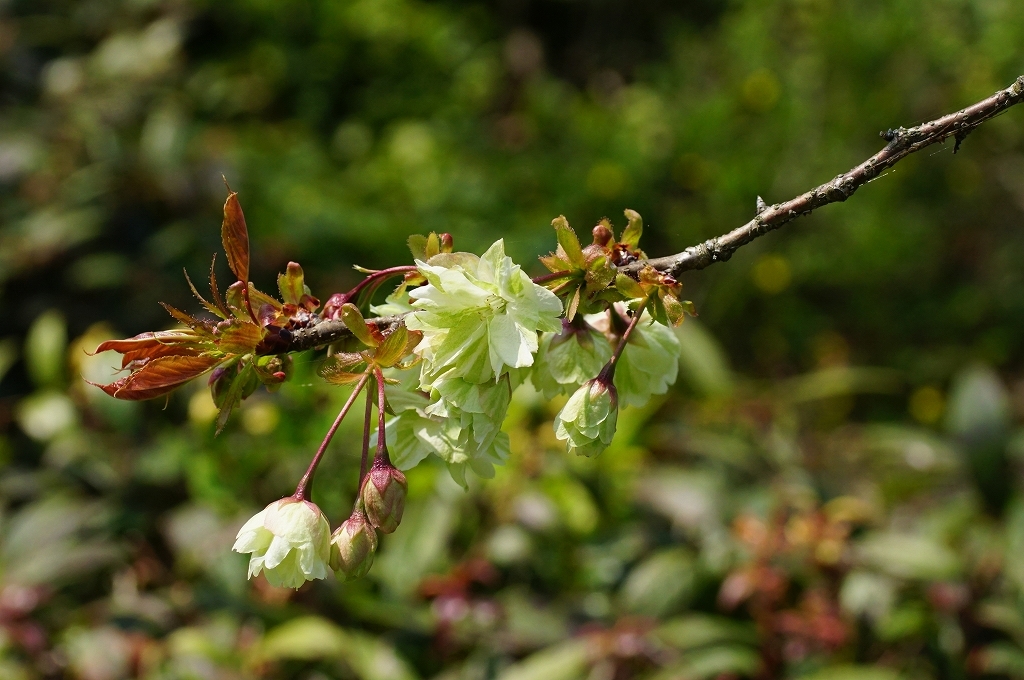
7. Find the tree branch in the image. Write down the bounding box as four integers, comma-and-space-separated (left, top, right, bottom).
624, 74, 1024, 278
268, 75, 1024, 354
266, 315, 403, 354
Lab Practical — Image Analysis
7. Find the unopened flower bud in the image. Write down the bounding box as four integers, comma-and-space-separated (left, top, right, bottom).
439, 233, 454, 252
360, 453, 408, 533
592, 223, 613, 246
554, 377, 618, 457
330, 507, 378, 580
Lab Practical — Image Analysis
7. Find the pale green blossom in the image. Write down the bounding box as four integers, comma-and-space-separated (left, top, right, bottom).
406, 240, 563, 386
587, 309, 681, 408
232, 498, 331, 589
378, 368, 514, 487
554, 379, 618, 457
532, 323, 612, 399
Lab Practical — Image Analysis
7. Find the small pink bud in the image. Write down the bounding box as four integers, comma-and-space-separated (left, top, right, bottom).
592, 224, 613, 246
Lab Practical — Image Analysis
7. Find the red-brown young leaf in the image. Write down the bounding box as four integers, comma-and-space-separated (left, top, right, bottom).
221, 192, 250, 284
215, 319, 264, 354
208, 254, 231, 318
95, 354, 223, 401
94, 331, 207, 369
160, 303, 216, 332
184, 269, 226, 319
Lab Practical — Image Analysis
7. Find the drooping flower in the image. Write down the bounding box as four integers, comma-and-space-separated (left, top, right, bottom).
554, 378, 618, 457
406, 240, 563, 386
532, 320, 613, 399
232, 497, 332, 589
330, 506, 378, 581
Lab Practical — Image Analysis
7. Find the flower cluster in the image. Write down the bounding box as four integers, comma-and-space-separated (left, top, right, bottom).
95, 193, 691, 586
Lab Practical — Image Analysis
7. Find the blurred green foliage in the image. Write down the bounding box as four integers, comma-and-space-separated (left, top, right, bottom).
2, 0, 1024, 678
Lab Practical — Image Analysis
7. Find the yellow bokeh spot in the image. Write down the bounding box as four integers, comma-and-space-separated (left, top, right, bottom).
587, 162, 627, 199
909, 386, 944, 425
243, 401, 280, 436
752, 253, 791, 294
188, 390, 218, 425
741, 68, 781, 113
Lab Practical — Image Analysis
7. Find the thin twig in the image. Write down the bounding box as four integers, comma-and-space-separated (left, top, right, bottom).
623, 74, 1024, 278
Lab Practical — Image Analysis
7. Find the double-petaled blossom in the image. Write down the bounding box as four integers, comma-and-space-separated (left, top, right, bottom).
531, 320, 613, 399
406, 240, 563, 387
232, 497, 331, 589
380, 369, 515, 488
554, 377, 618, 458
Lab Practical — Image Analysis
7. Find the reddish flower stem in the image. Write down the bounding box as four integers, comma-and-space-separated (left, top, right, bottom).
532, 270, 573, 285
359, 380, 373, 486
373, 366, 389, 461
598, 298, 649, 384
294, 371, 370, 501
344, 266, 418, 303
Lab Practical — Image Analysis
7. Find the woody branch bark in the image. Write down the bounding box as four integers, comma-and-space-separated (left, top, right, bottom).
272, 75, 1024, 355
622, 74, 1024, 278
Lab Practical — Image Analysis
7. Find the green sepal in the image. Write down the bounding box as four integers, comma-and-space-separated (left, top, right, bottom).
615, 273, 646, 300
374, 325, 409, 367
341, 303, 378, 347
621, 209, 643, 248
211, 358, 260, 433
552, 216, 585, 268
408, 234, 428, 261
278, 262, 306, 305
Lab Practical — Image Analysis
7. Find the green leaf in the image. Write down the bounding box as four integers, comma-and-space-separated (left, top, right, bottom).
342, 303, 378, 347
213, 360, 259, 432
552, 215, 584, 268
407, 234, 428, 261
25, 309, 67, 388
496, 639, 590, 680
614, 273, 646, 300
258, 616, 346, 661
375, 325, 410, 367
620, 547, 695, 617
654, 615, 758, 651
565, 287, 581, 321
796, 665, 902, 680
856, 532, 961, 580
621, 209, 643, 248
583, 254, 615, 294
277, 261, 306, 305
425, 232, 440, 259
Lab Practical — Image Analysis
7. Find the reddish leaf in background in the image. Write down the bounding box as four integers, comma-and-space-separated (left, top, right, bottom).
221, 192, 250, 285
94, 354, 223, 401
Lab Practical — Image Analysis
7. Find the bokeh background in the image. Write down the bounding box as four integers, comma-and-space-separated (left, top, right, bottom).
2, 0, 1024, 678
